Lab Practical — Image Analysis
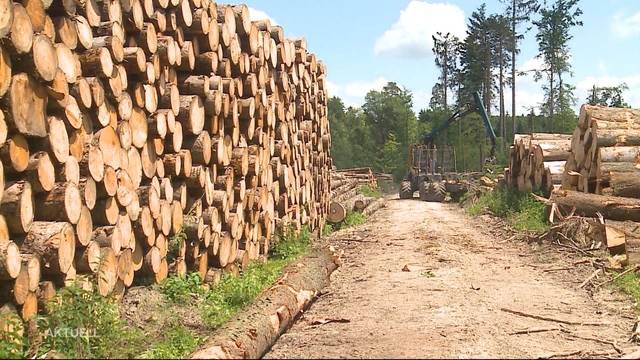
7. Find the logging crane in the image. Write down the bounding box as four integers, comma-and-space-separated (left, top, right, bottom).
399, 91, 497, 202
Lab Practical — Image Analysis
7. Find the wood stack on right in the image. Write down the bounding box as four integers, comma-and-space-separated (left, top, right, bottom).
562, 105, 640, 195
554, 105, 640, 263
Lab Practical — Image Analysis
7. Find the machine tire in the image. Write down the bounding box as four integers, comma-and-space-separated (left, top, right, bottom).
418, 180, 429, 201
399, 180, 413, 199
421, 181, 446, 202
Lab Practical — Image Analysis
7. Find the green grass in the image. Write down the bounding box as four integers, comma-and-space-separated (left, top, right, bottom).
357, 185, 382, 199
35, 285, 144, 359
613, 271, 640, 311
137, 325, 203, 359
5, 225, 314, 359
342, 212, 367, 228
201, 258, 291, 328
330, 211, 368, 232
202, 226, 311, 328
167, 228, 187, 263
0, 308, 26, 359
322, 223, 334, 236
269, 226, 311, 260
156, 225, 312, 330
467, 188, 549, 233
160, 272, 207, 303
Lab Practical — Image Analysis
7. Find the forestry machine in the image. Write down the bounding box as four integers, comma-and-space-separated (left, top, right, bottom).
399, 91, 497, 202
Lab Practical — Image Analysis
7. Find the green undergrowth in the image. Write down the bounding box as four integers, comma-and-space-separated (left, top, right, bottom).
612, 271, 640, 312
203, 226, 311, 327
320, 211, 369, 235
0, 308, 26, 359
357, 185, 382, 199
343, 212, 367, 228
467, 187, 549, 233
2, 226, 313, 359
155, 224, 312, 338
137, 325, 203, 359
0, 284, 147, 359
322, 223, 335, 236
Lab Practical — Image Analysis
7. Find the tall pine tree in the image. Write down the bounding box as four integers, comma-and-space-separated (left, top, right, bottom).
487, 14, 512, 146
431, 32, 461, 111
502, 0, 539, 139
533, 0, 583, 131
459, 4, 494, 113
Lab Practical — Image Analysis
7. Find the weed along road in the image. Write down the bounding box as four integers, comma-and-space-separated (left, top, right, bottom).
266, 198, 636, 359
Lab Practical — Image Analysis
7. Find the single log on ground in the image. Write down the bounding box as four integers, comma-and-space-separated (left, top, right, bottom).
363, 198, 386, 217
190, 248, 339, 359
551, 189, 640, 222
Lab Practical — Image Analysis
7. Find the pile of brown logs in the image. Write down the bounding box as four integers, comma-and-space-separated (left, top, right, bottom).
0, 0, 331, 321
562, 105, 640, 196
505, 133, 571, 195
550, 105, 640, 264
332, 167, 377, 190
327, 170, 385, 224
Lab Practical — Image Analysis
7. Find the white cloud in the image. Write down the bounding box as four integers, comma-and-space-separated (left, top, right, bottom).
520, 57, 545, 74
611, 11, 640, 38
328, 77, 388, 107
412, 89, 431, 113
248, 7, 278, 25
374, 1, 466, 58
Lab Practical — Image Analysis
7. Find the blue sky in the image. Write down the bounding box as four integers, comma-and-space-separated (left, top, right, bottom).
244, 0, 640, 115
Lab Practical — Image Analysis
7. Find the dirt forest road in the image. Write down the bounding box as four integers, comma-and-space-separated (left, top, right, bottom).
266, 198, 639, 359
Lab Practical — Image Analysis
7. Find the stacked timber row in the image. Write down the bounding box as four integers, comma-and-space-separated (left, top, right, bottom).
505, 133, 571, 195
551, 105, 640, 264
331, 167, 378, 190
327, 169, 385, 224
0, 0, 331, 321
562, 105, 640, 196
331, 167, 377, 190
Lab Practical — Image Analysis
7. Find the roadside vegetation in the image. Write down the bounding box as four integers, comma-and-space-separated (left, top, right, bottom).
612, 272, 640, 312
466, 187, 549, 233
143, 225, 312, 357
357, 185, 382, 199
0, 227, 312, 359
0, 285, 146, 359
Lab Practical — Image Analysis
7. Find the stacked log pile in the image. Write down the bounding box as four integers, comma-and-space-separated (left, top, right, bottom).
327, 169, 385, 224
562, 105, 640, 196
332, 167, 377, 190
505, 133, 571, 195
0, 0, 331, 320
551, 105, 640, 264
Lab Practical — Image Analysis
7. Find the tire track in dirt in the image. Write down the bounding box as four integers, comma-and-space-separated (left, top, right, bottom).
266, 199, 637, 358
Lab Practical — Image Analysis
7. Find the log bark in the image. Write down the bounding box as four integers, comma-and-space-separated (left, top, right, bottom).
551, 189, 640, 222
190, 248, 339, 359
